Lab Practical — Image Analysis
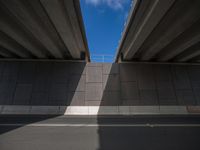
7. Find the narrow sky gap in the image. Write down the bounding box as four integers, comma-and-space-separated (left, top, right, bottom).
80, 0, 132, 62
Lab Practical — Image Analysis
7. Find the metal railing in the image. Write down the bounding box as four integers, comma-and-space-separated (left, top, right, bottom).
90, 54, 114, 62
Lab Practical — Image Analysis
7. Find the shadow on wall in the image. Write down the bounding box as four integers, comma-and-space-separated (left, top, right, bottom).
0, 61, 86, 106
0, 61, 199, 107
0, 60, 86, 135
97, 63, 200, 150
0, 61, 200, 148
88, 63, 199, 108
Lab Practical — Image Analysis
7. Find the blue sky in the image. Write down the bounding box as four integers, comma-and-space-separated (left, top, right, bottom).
80, 0, 132, 62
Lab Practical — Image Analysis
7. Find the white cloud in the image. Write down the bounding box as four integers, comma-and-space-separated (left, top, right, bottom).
85, 0, 100, 6
85, 0, 128, 10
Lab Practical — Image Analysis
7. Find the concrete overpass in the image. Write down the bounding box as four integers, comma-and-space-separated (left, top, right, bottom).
0, 0, 199, 114
115, 0, 200, 63
0, 0, 90, 61
0, 1, 200, 150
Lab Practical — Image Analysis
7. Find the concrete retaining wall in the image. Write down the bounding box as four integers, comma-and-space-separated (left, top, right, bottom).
0, 61, 200, 106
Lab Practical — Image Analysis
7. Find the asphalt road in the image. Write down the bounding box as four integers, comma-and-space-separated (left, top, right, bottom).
0, 115, 200, 150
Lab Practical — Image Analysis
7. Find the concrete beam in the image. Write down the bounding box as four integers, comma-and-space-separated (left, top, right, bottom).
157, 20, 200, 61
122, 0, 175, 60
0, 3, 47, 58
0, 0, 90, 60
0, 0, 66, 59
140, 0, 200, 61
173, 42, 200, 62
0, 46, 17, 58
116, 0, 200, 63
0, 31, 32, 58
40, 0, 86, 59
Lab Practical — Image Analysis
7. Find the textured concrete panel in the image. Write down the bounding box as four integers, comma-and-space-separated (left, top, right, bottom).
17, 62, 36, 83
86, 66, 102, 83
154, 65, 174, 89
68, 92, 85, 106
193, 88, 200, 105
176, 90, 196, 105
50, 74, 69, 84
137, 65, 156, 90
1, 61, 200, 107
0, 92, 13, 105
172, 66, 191, 89
154, 65, 172, 81
0, 62, 4, 78
50, 62, 71, 84
120, 64, 137, 82
68, 75, 85, 92
31, 92, 49, 105
0, 81, 16, 93
101, 91, 120, 106
122, 100, 140, 106
85, 83, 103, 101
156, 80, 174, 90
121, 82, 139, 100
103, 63, 119, 74
103, 74, 120, 91
32, 81, 50, 92
87, 63, 102, 67
159, 99, 177, 105
1, 62, 19, 81
13, 84, 32, 105
187, 65, 200, 88
70, 62, 86, 75
158, 89, 177, 105
85, 101, 102, 106
48, 83, 68, 105
140, 90, 158, 105
34, 62, 52, 83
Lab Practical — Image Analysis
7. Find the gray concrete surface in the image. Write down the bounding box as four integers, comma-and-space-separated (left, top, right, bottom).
0, 115, 200, 150
0, 61, 200, 106
116, 0, 200, 63
0, 0, 89, 60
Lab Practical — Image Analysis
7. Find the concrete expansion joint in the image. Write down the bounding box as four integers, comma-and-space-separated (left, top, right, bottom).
0, 105, 200, 115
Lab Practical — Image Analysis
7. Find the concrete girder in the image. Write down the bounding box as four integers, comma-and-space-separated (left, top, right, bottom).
0, 31, 33, 58
0, 0, 90, 60
122, 0, 175, 60
140, 0, 200, 61
40, 0, 86, 59
157, 20, 200, 61
0, 2, 47, 58
0, 0, 66, 59
116, 0, 200, 63
0, 46, 18, 58
173, 42, 200, 62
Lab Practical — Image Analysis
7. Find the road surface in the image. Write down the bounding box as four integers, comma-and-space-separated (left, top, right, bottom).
0, 115, 200, 150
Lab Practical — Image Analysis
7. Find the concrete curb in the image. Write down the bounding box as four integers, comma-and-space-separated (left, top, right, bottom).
0, 105, 200, 115
0, 106, 31, 114
30, 106, 60, 115
187, 106, 200, 114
